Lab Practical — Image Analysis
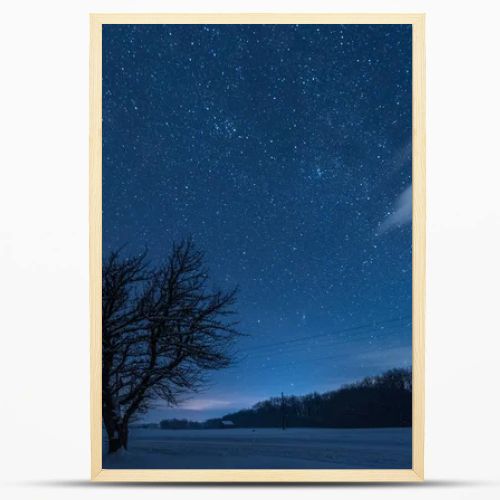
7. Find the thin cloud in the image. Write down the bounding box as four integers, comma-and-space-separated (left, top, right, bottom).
377, 185, 412, 235
179, 398, 232, 411
178, 394, 265, 411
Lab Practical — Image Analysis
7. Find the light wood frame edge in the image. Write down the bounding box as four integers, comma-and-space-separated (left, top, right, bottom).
89, 12, 425, 483
411, 14, 426, 482
90, 12, 103, 481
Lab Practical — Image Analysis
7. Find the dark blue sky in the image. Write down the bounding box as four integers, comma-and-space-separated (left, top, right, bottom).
103, 24, 412, 421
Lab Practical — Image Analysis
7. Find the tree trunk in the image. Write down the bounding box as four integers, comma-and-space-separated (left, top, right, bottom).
106, 421, 128, 453
108, 434, 122, 453
120, 424, 129, 450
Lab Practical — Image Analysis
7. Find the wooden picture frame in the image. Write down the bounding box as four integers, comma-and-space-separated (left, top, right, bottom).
90, 13, 425, 482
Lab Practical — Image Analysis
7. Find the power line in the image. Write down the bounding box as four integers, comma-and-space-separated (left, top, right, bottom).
243, 315, 411, 353
236, 324, 411, 363
228, 337, 411, 375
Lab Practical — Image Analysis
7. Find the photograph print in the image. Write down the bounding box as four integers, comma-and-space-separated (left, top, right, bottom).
94, 17, 424, 475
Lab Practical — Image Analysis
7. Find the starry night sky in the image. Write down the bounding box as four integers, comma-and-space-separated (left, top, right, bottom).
103, 24, 412, 421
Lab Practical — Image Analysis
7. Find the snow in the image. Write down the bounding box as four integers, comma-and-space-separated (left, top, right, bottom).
103, 427, 411, 469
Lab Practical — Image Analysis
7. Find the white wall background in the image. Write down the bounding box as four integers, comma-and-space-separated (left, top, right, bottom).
1, 0, 499, 498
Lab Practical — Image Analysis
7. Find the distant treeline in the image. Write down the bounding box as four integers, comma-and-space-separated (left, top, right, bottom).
223, 368, 411, 428
159, 368, 412, 430
159, 418, 225, 430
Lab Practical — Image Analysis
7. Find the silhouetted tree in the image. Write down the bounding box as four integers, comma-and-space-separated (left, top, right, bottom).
102, 239, 240, 453
221, 368, 412, 429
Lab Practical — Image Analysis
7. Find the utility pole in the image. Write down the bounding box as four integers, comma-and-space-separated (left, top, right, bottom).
281, 392, 286, 430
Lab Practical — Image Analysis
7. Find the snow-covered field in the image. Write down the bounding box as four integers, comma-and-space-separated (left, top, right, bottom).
103, 427, 411, 469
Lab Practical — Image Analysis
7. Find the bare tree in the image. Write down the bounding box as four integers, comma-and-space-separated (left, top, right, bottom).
102, 239, 240, 453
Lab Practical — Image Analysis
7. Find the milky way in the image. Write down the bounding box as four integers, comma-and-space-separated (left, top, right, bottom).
103, 24, 412, 420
